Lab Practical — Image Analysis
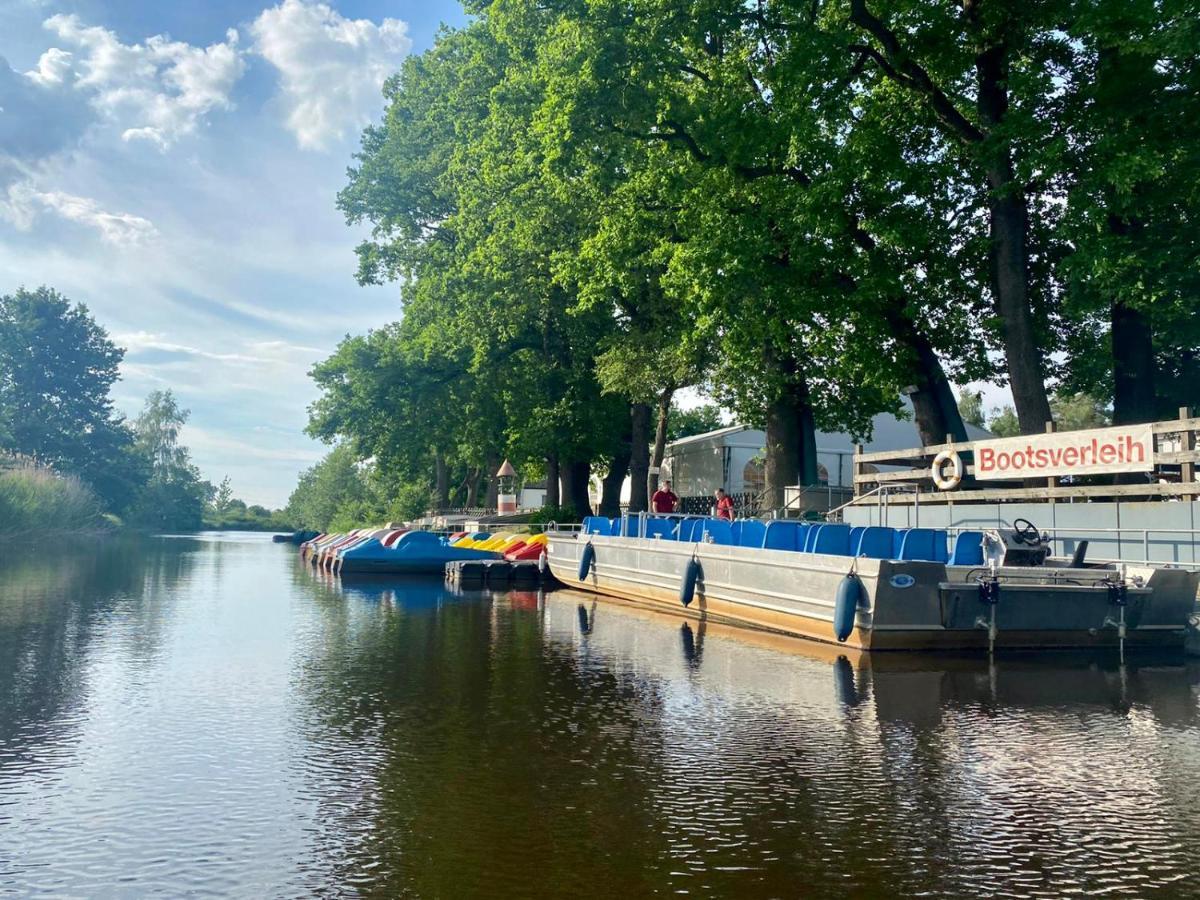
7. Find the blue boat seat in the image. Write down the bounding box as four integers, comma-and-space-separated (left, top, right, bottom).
618, 514, 643, 537
644, 518, 675, 540
949, 531, 985, 565
763, 520, 804, 551
803, 525, 821, 552
812, 524, 853, 555
850, 526, 864, 555
854, 526, 894, 559
898, 528, 949, 562
735, 520, 767, 549
583, 516, 612, 536
698, 518, 734, 545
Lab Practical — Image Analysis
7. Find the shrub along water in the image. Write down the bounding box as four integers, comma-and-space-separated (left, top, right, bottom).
0, 458, 109, 537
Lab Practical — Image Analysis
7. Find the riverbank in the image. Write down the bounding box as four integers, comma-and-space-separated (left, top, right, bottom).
0, 461, 112, 538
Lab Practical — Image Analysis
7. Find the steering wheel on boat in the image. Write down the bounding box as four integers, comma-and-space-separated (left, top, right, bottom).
1011, 518, 1041, 545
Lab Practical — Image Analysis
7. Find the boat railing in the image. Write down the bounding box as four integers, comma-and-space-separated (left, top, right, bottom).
541, 521, 585, 535
940, 524, 1200, 570
825, 483, 921, 524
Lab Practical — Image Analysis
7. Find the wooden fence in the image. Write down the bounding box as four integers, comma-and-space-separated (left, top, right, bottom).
852, 407, 1200, 505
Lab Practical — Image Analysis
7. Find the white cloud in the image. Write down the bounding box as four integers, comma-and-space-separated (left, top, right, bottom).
25, 47, 73, 86
41, 14, 245, 148
183, 425, 324, 464
116, 331, 323, 366
1, 183, 157, 244
251, 0, 411, 150
115, 331, 267, 363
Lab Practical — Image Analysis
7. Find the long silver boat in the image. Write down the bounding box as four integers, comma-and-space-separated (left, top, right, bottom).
544, 516, 1200, 652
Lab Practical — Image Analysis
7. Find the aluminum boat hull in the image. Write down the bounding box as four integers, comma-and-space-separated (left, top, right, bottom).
546, 534, 1198, 651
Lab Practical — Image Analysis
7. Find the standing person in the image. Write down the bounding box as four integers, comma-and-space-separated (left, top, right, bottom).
651, 480, 679, 514
714, 488, 735, 521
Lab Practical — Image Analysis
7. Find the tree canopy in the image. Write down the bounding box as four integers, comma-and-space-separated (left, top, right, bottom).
302, 0, 1199, 519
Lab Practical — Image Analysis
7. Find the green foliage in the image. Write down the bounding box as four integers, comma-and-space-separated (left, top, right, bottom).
125, 391, 209, 531
987, 407, 1022, 439
526, 504, 583, 526
0, 457, 108, 537
283, 445, 418, 532
0, 286, 145, 513
298, 0, 1199, 513
957, 390, 986, 430
1051, 393, 1112, 431
667, 404, 727, 443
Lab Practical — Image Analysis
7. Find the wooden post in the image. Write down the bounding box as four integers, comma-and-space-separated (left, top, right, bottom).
853, 443, 864, 497
1181, 407, 1195, 484
1045, 420, 1056, 503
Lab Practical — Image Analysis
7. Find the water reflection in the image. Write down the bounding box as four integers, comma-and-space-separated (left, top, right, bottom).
538, 590, 1200, 897
0, 538, 1197, 898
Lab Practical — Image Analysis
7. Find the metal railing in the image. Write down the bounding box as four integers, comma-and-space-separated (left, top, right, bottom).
550, 507, 1200, 570
938, 524, 1200, 569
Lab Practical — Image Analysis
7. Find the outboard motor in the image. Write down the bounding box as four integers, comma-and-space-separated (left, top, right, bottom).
983, 518, 1051, 567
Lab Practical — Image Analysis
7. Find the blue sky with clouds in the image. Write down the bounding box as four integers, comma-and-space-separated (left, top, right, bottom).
0, 0, 467, 507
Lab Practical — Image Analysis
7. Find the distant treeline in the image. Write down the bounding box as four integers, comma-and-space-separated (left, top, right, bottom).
0, 287, 290, 535
297, 0, 1198, 522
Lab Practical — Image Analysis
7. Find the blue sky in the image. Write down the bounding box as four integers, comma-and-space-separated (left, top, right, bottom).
0, 0, 467, 507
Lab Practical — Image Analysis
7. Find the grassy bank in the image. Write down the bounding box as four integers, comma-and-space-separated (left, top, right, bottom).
0, 460, 110, 537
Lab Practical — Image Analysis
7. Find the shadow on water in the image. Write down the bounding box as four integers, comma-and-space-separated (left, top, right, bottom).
290, 564, 1200, 898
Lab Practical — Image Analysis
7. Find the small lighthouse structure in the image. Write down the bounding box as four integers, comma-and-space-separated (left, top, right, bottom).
496, 458, 518, 514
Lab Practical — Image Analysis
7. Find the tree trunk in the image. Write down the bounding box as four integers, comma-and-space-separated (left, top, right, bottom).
1111, 301, 1156, 425
1095, 44, 1159, 427
560, 460, 592, 518
976, 42, 1053, 434
627, 402, 651, 513
464, 467, 480, 508
544, 454, 560, 508
434, 451, 449, 509
763, 357, 818, 510
649, 387, 674, 487
795, 376, 819, 487
484, 450, 500, 510
599, 414, 632, 517
847, 2, 1051, 433
884, 302, 968, 444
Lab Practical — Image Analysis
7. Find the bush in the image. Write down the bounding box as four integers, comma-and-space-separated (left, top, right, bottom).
527, 504, 582, 526
0, 459, 108, 537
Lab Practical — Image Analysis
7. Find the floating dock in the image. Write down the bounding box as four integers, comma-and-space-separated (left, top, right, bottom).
445, 558, 550, 589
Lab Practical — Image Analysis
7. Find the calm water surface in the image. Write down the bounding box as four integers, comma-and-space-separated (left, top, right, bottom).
1, 533, 1199, 897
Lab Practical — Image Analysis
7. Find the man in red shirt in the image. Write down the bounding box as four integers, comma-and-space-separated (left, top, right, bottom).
651, 480, 678, 513
714, 488, 735, 521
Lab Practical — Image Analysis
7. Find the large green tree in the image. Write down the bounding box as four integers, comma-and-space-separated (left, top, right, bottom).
127, 390, 210, 531
0, 286, 146, 512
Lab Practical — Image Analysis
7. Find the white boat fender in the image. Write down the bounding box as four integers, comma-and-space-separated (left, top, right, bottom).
578, 542, 595, 581
834, 573, 863, 643
931, 448, 964, 490
679, 557, 702, 607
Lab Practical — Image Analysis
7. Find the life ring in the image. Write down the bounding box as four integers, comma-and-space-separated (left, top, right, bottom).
931, 449, 964, 490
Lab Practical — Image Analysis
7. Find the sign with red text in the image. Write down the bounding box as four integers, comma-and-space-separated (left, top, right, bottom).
973, 425, 1154, 480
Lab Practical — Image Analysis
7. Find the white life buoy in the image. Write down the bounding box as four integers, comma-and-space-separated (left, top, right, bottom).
931, 449, 964, 490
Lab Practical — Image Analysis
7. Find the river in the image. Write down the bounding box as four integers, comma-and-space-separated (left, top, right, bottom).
1, 533, 1198, 897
